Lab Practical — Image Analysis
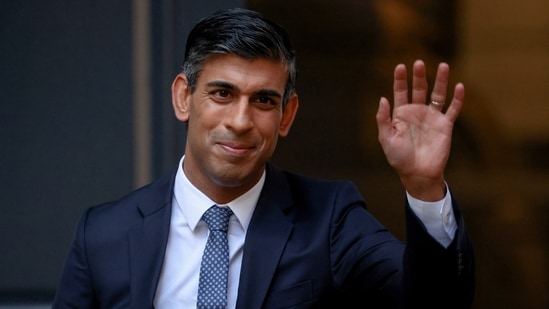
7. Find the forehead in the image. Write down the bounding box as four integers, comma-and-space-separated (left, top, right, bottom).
198, 54, 288, 91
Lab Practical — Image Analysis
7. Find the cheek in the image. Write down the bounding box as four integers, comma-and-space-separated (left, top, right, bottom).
255, 109, 283, 132
189, 104, 219, 130
186, 115, 214, 150
257, 119, 282, 148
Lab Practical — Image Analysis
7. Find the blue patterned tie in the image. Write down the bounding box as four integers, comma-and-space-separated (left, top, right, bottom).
197, 205, 233, 309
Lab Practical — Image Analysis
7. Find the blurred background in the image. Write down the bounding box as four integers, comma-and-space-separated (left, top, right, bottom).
1, 0, 547, 308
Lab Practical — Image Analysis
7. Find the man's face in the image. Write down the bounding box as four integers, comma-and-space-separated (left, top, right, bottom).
172, 54, 298, 202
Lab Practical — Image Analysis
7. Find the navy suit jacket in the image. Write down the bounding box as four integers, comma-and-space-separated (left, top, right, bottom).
53, 163, 474, 308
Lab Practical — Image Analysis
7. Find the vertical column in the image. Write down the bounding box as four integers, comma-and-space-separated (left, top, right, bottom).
132, 0, 153, 188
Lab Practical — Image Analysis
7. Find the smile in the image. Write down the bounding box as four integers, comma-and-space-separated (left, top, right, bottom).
217, 142, 254, 157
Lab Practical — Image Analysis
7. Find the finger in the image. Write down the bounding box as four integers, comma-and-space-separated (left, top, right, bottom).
376, 97, 392, 144
445, 82, 464, 123
393, 64, 408, 108
412, 59, 428, 104
429, 62, 450, 111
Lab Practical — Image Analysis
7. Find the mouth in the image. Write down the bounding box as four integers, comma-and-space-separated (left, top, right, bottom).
217, 141, 255, 157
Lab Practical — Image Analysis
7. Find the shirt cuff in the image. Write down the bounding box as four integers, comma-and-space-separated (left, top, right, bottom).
406, 185, 457, 248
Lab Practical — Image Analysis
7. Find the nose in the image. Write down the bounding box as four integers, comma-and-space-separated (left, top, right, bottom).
224, 97, 253, 132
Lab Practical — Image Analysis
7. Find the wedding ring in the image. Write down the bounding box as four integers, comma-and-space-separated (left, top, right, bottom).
430, 100, 445, 107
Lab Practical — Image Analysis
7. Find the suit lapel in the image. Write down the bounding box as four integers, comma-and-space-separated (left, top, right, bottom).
128, 171, 175, 307
236, 164, 294, 309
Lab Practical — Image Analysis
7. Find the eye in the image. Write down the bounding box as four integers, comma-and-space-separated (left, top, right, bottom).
256, 96, 274, 105
252, 94, 281, 106
251, 90, 282, 108
210, 89, 233, 102
214, 89, 231, 98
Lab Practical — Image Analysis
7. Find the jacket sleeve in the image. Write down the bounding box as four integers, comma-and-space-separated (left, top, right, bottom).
330, 182, 474, 308
52, 208, 98, 308
403, 193, 475, 308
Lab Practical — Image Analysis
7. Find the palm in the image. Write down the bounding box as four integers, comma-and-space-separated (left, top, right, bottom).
382, 103, 453, 179
376, 60, 464, 197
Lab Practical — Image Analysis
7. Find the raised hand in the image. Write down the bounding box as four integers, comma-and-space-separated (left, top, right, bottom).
376, 60, 464, 201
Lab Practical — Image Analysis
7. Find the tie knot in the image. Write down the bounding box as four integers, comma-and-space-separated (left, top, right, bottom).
203, 205, 233, 232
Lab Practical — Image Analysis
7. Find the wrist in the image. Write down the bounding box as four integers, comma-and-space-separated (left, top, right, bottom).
401, 176, 446, 202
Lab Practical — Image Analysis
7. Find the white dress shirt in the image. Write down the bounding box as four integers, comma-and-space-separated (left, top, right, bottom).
154, 156, 457, 308
154, 157, 262, 309
407, 189, 457, 248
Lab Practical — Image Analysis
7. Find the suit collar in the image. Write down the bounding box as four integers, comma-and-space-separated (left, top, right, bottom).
236, 163, 295, 309
124, 165, 295, 308
128, 171, 176, 307
135, 171, 176, 217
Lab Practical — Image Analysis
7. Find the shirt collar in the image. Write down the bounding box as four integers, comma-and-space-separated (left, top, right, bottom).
174, 156, 264, 232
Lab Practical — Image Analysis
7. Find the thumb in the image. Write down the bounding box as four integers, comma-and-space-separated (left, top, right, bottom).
376, 97, 392, 144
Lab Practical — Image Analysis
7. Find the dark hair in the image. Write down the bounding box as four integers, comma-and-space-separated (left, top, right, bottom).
182, 8, 297, 108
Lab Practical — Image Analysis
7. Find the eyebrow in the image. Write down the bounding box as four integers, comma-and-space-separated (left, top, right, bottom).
206, 80, 235, 90
205, 80, 283, 99
255, 89, 282, 99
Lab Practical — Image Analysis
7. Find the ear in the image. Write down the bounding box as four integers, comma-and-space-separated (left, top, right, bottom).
279, 93, 299, 137
172, 73, 191, 122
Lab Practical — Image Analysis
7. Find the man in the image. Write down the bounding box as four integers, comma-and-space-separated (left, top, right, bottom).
53, 8, 474, 309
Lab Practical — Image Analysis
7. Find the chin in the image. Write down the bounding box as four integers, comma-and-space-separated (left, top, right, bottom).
213, 165, 261, 187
